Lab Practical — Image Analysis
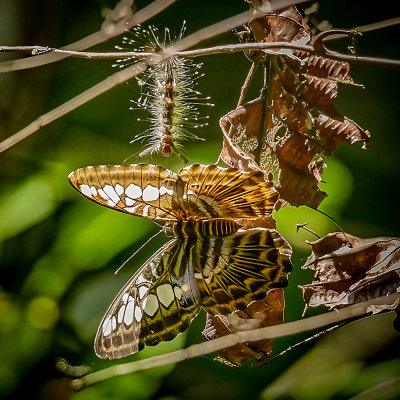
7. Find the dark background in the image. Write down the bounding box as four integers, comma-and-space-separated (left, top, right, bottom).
0, 1, 399, 399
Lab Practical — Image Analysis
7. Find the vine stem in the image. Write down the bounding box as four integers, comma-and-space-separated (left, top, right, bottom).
71, 292, 400, 390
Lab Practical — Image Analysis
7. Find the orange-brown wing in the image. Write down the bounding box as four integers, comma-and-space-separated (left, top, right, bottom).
177, 164, 278, 219
68, 164, 181, 221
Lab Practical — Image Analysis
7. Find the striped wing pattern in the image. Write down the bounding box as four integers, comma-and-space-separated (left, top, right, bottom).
68, 163, 290, 359
95, 239, 201, 359
95, 230, 291, 359
69, 164, 278, 222
178, 164, 278, 218
192, 229, 292, 315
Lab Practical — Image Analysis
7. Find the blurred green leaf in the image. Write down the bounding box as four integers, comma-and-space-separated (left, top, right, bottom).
0, 175, 55, 242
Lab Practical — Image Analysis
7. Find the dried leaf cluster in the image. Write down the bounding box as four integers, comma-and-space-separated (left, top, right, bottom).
301, 233, 400, 310
220, 5, 370, 208
205, 2, 398, 365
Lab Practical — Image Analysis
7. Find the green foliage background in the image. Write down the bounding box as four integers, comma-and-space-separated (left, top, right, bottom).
0, 1, 399, 399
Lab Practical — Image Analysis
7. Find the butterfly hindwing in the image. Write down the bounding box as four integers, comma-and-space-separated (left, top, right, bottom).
68, 164, 180, 221
191, 228, 292, 315
177, 164, 278, 219
95, 239, 201, 359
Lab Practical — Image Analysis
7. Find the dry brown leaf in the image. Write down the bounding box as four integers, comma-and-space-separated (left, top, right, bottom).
300, 232, 400, 310
202, 288, 285, 367
249, 5, 310, 46
220, 3, 369, 208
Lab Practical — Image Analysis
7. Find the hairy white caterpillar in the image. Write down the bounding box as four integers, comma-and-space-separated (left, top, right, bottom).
114, 24, 213, 162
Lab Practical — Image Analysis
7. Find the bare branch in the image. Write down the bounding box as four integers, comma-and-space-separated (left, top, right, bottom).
1, 42, 314, 60
322, 17, 400, 41
0, 63, 147, 152
0, 0, 177, 73
70, 292, 400, 390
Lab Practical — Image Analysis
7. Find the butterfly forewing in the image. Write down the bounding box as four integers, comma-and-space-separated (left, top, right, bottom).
95, 239, 201, 359
191, 229, 292, 315
178, 164, 278, 219
68, 164, 180, 221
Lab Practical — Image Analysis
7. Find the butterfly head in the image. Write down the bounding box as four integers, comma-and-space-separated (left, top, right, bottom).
163, 220, 197, 239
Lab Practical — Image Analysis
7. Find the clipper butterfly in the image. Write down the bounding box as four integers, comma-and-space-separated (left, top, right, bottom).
68, 164, 292, 359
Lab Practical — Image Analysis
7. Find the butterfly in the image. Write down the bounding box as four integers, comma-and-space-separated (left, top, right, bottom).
68, 163, 292, 359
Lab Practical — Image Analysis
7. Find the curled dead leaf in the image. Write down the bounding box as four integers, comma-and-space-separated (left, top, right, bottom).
220, 2, 369, 208
300, 232, 400, 310
202, 288, 285, 367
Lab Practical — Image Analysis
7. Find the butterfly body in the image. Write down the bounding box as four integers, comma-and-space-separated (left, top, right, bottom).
69, 163, 292, 359
165, 218, 240, 239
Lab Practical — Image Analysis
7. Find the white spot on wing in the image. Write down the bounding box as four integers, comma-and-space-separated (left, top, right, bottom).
115, 183, 124, 196
124, 298, 134, 326
142, 205, 150, 217
160, 186, 173, 196
126, 184, 142, 199
126, 197, 135, 206
143, 294, 158, 316
98, 188, 108, 200
174, 286, 183, 300
121, 293, 129, 304
142, 185, 159, 201
134, 306, 142, 322
80, 184, 92, 197
90, 186, 97, 196
117, 305, 125, 323
102, 316, 112, 336
156, 284, 175, 307
136, 275, 148, 285
103, 185, 120, 204
138, 286, 147, 299
125, 205, 141, 213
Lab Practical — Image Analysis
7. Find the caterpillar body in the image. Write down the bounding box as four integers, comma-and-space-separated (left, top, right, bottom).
115, 24, 212, 162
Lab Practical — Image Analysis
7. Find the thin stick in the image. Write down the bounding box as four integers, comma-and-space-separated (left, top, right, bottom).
0, 0, 177, 73
0, 42, 315, 59
0, 62, 147, 152
70, 292, 400, 389
321, 17, 400, 42
2, 41, 399, 68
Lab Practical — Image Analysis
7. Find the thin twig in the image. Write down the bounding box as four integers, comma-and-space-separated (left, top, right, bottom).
0, 42, 315, 59
70, 292, 400, 389
321, 17, 400, 41
0, 63, 147, 152
2, 41, 400, 68
0, 0, 177, 73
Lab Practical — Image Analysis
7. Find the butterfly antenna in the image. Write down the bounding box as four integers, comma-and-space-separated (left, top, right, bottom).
313, 208, 353, 248
114, 228, 164, 275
